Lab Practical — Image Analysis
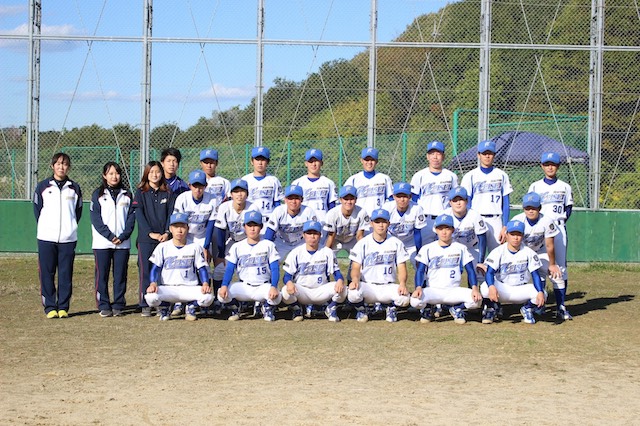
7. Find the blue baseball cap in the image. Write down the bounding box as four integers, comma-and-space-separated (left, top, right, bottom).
169, 212, 190, 225
305, 148, 323, 161
188, 170, 207, 186
361, 147, 379, 160
303, 220, 322, 233
339, 185, 357, 198
434, 214, 454, 228
285, 185, 304, 198
251, 146, 270, 159
244, 210, 263, 225
506, 220, 525, 234
370, 209, 390, 222
230, 178, 248, 192
449, 186, 468, 200
478, 140, 496, 153
427, 141, 445, 153
522, 192, 542, 208
541, 152, 561, 165
393, 182, 412, 196
200, 148, 218, 161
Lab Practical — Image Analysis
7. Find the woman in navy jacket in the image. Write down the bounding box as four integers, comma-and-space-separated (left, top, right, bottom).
90, 162, 136, 317
132, 161, 176, 317
33, 152, 83, 319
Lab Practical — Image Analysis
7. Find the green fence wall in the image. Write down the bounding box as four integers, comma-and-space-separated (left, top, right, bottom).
1, 200, 638, 262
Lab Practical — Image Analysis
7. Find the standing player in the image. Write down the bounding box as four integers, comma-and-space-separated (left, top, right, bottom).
160, 147, 189, 195
460, 140, 513, 253
410, 140, 459, 243
381, 181, 427, 266
343, 147, 393, 231
280, 221, 347, 322
512, 192, 564, 316
33, 152, 83, 319
347, 209, 411, 323
528, 152, 573, 321
480, 220, 546, 325
145, 213, 214, 321
291, 148, 338, 242
264, 185, 318, 261
242, 146, 284, 229
217, 211, 282, 322
410, 214, 482, 324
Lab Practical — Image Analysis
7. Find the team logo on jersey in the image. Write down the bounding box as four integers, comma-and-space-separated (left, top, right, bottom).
533, 255, 539, 262
364, 215, 370, 222
418, 214, 425, 221
479, 220, 485, 227
549, 223, 555, 231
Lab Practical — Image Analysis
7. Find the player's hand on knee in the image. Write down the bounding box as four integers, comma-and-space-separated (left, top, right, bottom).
201, 283, 212, 294
412, 286, 423, 299
268, 286, 279, 301
147, 282, 158, 293
334, 279, 345, 294
488, 285, 499, 302
535, 291, 545, 307
285, 282, 296, 295
349, 281, 360, 290
471, 286, 482, 302
398, 284, 409, 296
218, 286, 228, 300
549, 264, 561, 279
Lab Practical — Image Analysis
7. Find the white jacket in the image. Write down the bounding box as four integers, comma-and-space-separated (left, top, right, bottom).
34, 178, 82, 243
90, 187, 135, 249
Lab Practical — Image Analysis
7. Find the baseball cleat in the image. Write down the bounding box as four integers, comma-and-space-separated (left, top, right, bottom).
305, 304, 314, 318
262, 304, 275, 322
385, 305, 398, 323
253, 301, 262, 318
171, 303, 184, 317
99, 309, 113, 318
433, 304, 444, 318
159, 307, 170, 321
325, 303, 340, 322
227, 309, 240, 321
419, 307, 435, 323
557, 305, 573, 321
46, 310, 58, 319
520, 306, 536, 324
141, 307, 152, 317
481, 306, 496, 324
112, 309, 123, 317
533, 305, 545, 316
185, 304, 198, 321
291, 304, 304, 322
449, 307, 466, 324
355, 310, 369, 323
57, 310, 69, 318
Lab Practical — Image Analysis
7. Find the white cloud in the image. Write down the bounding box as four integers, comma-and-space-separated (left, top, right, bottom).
195, 84, 254, 100
0, 23, 82, 51
0, 5, 26, 16
51, 90, 139, 102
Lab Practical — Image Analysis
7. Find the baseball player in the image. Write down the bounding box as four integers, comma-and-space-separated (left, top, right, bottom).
410, 214, 482, 324
410, 140, 459, 244
264, 185, 318, 261
145, 213, 214, 321
348, 209, 411, 323
480, 220, 546, 325
290, 148, 338, 232
460, 140, 513, 253
217, 210, 282, 321
343, 147, 393, 230
381, 181, 427, 266
324, 185, 368, 256
242, 146, 284, 230
160, 147, 189, 195
528, 152, 573, 321
34, 152, 83, 319
281, 220, 347, 322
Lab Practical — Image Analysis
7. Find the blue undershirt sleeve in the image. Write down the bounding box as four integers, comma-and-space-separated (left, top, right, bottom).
486, 265, 496, 286
221, 261, 236, 287
411, 193, 419, 203
264, 227, 276, 241
415, 261, 426, 288
477, 233, 487, 263
565, 205, 573, 221
502, 194, 510, 226
464, 262, 477, 287
203, 219, 216, 249
215, 227, 227, 258
531, 270, 544, 292
413, 228, 422, 250
333, 270, 344, 281
150, 264, 161, 283
328, 201, 336, 210
273, 200, 281, 208
269, 260, 280, 287
283, 272, 293, 285
197, 266, 209, 284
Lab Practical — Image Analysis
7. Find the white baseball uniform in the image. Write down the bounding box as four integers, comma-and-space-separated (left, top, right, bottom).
265, 204, 318, 260
460, 167, 513, 251
347, 234, 411, 306
281, 245, 347, 305
323, 204, 369, 254
442, 206, 488, 265
290, 175, 338, 224
217, 238, 282, 306
381, 200, 427, 261
480, 244, 546, 305
411, 167, 459, 243
205, 175, 231, 210
173, 191, 216, 247
145, 241, 214, 307
410, 241, 481, 310
343, 171, 393, 219
213, 200, 260, 280
242, 173, 284, 220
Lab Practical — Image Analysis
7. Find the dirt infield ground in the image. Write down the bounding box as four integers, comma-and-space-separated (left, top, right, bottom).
0, 256, 639, 425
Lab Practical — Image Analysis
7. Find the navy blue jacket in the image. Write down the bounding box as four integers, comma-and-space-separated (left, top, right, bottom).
132, 188, 176, 244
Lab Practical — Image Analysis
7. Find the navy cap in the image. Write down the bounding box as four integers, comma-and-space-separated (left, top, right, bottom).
244, 210, 263, 225
427, 141, 445, 153
361, 147, 379, 160
339, 185, 357, 198
371, 209, 390, 222
393, 182, 412, 196
448, 186, 468, 200
251, 146, 270, 159
522, 192, 542, 208
305, 148, 323, 161
170, 212, 190, 225
188, 170, 207, 186
434, 214, 454, 228
230, 178, 248, 192
541, 152, 561, 165
506, 220, 525, 234
303, 220, 322, 233
200, 148, 218, 161
285, 185, 304, 198
478, 140, 496, 153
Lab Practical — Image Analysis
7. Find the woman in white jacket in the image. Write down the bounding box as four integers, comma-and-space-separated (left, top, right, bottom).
90, 162, 136, 317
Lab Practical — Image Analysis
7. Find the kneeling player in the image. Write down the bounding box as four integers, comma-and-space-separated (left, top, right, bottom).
217, 211, 282, 321
410, 214, 481, 324
348, 209, 411, 323
480, 220, 546, 325
281, 220, 347, 322
145, 213, 214, 321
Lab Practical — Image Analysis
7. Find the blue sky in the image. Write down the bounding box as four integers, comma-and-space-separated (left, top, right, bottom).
1, 1, 452, 131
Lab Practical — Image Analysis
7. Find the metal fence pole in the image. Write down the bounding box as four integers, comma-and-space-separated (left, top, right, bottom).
254, 0, 265, 147
478, 0, 492, 144
26, 0, 41, 196
588, 0, 605, 210
367, 0, 378, 148
140, 0, 153, 176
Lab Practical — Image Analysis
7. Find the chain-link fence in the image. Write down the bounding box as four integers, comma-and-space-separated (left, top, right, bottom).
1, 0, 639, 209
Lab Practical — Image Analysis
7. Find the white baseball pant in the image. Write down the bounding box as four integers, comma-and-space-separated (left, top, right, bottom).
410, 287, 482, 310
281, 282, 347, 305
217, 282, 282, 306
347, 282, 410, 307
480, 281, 547, 305
145, 286, 214, 307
